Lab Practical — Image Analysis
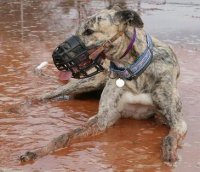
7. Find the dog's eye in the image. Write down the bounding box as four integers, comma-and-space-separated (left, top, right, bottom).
83, 29, 94, 36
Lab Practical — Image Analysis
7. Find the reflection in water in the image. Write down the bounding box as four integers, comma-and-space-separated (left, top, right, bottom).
20, 0, 24, 41
0, 0, 200, 171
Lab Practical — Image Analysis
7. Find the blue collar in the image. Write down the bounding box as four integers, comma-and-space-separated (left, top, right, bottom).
110, 34, 153, 80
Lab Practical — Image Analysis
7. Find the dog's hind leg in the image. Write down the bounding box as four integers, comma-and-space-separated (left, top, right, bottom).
19, 79, 122, 162
151, 77, 187, 163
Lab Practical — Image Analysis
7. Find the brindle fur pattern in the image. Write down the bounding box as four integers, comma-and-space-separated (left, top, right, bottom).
20, 5, 187, 164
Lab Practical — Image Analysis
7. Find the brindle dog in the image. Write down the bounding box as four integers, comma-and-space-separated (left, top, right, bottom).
20, 5, 187, 163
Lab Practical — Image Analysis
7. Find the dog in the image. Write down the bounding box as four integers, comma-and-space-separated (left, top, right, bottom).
20, 5, 187, 163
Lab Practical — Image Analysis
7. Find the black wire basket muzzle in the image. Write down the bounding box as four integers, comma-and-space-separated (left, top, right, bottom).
52, 36, 105, 79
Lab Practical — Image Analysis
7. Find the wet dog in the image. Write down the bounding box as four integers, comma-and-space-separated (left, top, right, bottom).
20, 5, 187, 163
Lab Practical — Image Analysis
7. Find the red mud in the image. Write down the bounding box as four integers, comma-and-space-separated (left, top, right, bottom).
0, 0, 200, 171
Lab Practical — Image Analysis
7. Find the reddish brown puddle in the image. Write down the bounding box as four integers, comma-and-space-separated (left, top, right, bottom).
0, 0, 200, 171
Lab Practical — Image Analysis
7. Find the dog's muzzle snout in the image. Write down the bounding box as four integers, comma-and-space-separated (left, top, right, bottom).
52, 35, 105, 79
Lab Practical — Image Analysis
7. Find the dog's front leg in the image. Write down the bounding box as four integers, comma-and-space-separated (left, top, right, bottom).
36, 72, 108, 101
152, 78, 187, 163
7, 72, 107, 113
19, 115, 99, 162
19, 79, 123, 162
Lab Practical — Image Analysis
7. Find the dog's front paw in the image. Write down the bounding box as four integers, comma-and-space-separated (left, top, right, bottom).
163, 148, 178, 163
162, 136, 178, 163
19, 151, 37, 162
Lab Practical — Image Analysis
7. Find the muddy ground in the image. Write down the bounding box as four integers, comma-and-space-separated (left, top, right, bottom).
0, 0, 200, 171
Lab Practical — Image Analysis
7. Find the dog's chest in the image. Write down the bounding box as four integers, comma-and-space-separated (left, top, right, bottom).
122, 103, 155, 119
119, 92, 155, 119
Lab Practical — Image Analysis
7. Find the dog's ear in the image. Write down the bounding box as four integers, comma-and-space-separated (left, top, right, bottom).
107, 3, 126, 11
114, 10, 143, 28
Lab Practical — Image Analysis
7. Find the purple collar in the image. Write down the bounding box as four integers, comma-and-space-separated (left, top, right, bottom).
119, 28, 137, 59
110, 34, 153, 80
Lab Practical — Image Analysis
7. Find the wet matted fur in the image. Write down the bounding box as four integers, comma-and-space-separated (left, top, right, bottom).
20, 5, 187, 164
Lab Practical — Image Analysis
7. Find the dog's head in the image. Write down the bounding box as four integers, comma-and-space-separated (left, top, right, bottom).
76, 6, 143, 48
52, 5, 143, 80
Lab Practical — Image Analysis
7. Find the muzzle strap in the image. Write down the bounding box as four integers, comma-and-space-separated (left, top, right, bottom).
89, 31, 124, 60
110, 34, 153, 80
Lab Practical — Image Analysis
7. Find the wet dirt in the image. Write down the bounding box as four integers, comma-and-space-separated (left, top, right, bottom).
0, 0, 200, 171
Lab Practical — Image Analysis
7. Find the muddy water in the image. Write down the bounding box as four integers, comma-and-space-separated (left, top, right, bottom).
0, 0, 200, 171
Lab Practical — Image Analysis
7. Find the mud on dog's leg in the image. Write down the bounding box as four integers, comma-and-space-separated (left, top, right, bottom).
152, 78, 187, 163
20, 79, 123, 162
